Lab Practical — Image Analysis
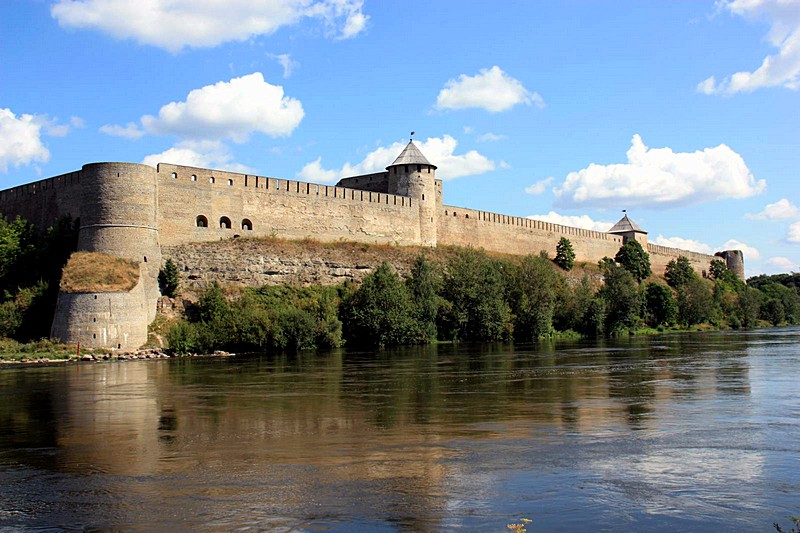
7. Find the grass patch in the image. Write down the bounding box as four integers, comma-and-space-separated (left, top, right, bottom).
0, 337, 100, 361
60, 252, 140, 293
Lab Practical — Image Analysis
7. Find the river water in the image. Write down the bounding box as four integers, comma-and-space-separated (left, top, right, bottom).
0, 328, 798, 531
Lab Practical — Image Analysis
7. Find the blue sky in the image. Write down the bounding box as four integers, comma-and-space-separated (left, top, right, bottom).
1, 0, 798, 276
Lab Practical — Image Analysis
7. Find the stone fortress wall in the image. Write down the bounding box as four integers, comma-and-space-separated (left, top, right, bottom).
0, 141, 742, 350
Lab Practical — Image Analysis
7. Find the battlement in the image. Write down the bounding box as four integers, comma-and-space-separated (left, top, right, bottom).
0, 140, 745, 350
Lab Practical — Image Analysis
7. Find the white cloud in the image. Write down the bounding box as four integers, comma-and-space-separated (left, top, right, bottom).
524, 177, 554, 195
70, 116, 85, 128
554, 134, 766, 208
720, 239, 760, 260
789, 221, 800, 243
526, 211, 614, 232
117, 73, 303, 143
0, 108, 50, 172
477, 132, 507, 142
746, 198, 800, 220
268, 53, 299, 78
767, 256, 799, 271
100, 122, 145, 139
142, 140, 252, 173
435, 66, 543, 113
51, 0, 368, 53
653, 235, 713, 254
700, 0, 800, 94
297, 135, 496, 183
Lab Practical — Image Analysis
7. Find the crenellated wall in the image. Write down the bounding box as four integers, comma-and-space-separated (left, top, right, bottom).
0, 158, 741, 350
437, 205, 625, 262
155, 164, 421, 248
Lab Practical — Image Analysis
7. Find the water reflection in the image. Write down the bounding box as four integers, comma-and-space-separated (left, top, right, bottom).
0, 328, 798, 531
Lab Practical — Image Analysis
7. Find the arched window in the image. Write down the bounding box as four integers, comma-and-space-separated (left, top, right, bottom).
210, 176, 215, 184
171, 172, 177, 179
241, 219, 253, 231
196, 215, 208, 228
220, 216, 231, 229
227, 179, 233, 186
191, 174, 197, 182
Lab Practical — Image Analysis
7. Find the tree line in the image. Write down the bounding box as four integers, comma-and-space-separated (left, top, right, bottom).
166, 237, 800, 353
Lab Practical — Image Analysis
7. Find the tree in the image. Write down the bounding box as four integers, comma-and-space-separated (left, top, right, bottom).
644, 282, 677, 327
665, 256, 695, 289
438, 248, 511, 342
509, 254, 560, 341
158, 258, 180, 297
709, 258, 739, 285
340, 262, 417, 348
600, 263, 641, 334
554, 237, 575, 271
614, 240, 651, 282
406, 254, 440, 342
677, 277, 713, 327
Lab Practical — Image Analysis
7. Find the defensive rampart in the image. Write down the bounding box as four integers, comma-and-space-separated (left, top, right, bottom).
0, 143, 741, 350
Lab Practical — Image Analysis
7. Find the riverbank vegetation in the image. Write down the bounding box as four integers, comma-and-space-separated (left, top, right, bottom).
166, 241, 800, 353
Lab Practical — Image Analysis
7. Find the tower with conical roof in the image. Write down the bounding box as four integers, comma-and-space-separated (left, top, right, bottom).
608, 213, 648, 248
386, 139, 438, 246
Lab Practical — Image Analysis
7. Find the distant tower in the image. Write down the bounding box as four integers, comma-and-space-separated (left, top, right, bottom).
607, 212, 648, 248
715, 250, 745, 280
387, 139, 438, 246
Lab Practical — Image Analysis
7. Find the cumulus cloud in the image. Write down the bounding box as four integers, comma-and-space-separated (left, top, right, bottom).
297, 135, 495, 183
524, 177, 554, 196
767, 256, 799, 271
0, 108, 51, 172
142, 140, 252, 173
652, 235, 713, 254
699, 0, 800, 94
268, 53, 299, 78
746, 198, 800, 220
51, 0, 368, 53
554, 134, 766, 208
789, 221, 800, 243
526, 211, 614, 232
100, 122, 145, 139
720, 239, 761, 260
105, 73, 303, 143
435, 66, 543, 113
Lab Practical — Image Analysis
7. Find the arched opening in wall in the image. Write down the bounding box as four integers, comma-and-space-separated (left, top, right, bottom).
171, 172, 177, 179
210, 176, 215, 184
227, 179, 233, 186
241, 219, 252, 231
220, 216, 232, 229
191, 174, 197, 182
143, 256, 148, 263
422, 194, 425, 200
196, 215, 208, 228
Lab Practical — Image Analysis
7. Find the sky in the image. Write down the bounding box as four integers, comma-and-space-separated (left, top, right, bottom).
1, 0, 799, 277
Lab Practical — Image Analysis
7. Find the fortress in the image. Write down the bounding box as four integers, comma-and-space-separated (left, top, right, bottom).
0, 140, 744, 350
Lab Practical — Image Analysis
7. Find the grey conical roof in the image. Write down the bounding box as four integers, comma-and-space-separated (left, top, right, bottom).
387, 140, 437, 169
608, 214, 646, 234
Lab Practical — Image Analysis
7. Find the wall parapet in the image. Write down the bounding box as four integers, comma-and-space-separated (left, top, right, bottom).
441, 205, 624, 243
0, 170, 81, 204
157, 163, 414, 208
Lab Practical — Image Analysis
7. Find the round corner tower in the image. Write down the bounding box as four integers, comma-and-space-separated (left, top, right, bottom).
52, 162, 162, 351
386, 140, 438, 246
715, 250, 745, 281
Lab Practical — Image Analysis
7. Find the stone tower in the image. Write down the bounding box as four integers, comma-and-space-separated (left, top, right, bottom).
608, 213, 648, 248
51, 163, 162, 350
387, 140, 438, 246
715, 250, 745, 280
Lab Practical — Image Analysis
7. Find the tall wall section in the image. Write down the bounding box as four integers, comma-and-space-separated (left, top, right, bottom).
0, 170, 84, 230
437, 204, 624, 263
648, 243, 716, 277
155, 164, 421, 248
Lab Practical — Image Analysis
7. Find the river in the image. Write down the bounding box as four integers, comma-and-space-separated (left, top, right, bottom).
1, 327, 798, 531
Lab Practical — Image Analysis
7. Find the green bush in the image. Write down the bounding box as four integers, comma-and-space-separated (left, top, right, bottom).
509, 254, 560, 341
158, 258, 180, 297
644, 282, 677, 327
614, 240, 651, 282
665, 256, 695, 289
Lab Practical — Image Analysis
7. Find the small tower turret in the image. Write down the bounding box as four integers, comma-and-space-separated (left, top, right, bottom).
387, 139, 438, 246
608, 213, 648, 248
